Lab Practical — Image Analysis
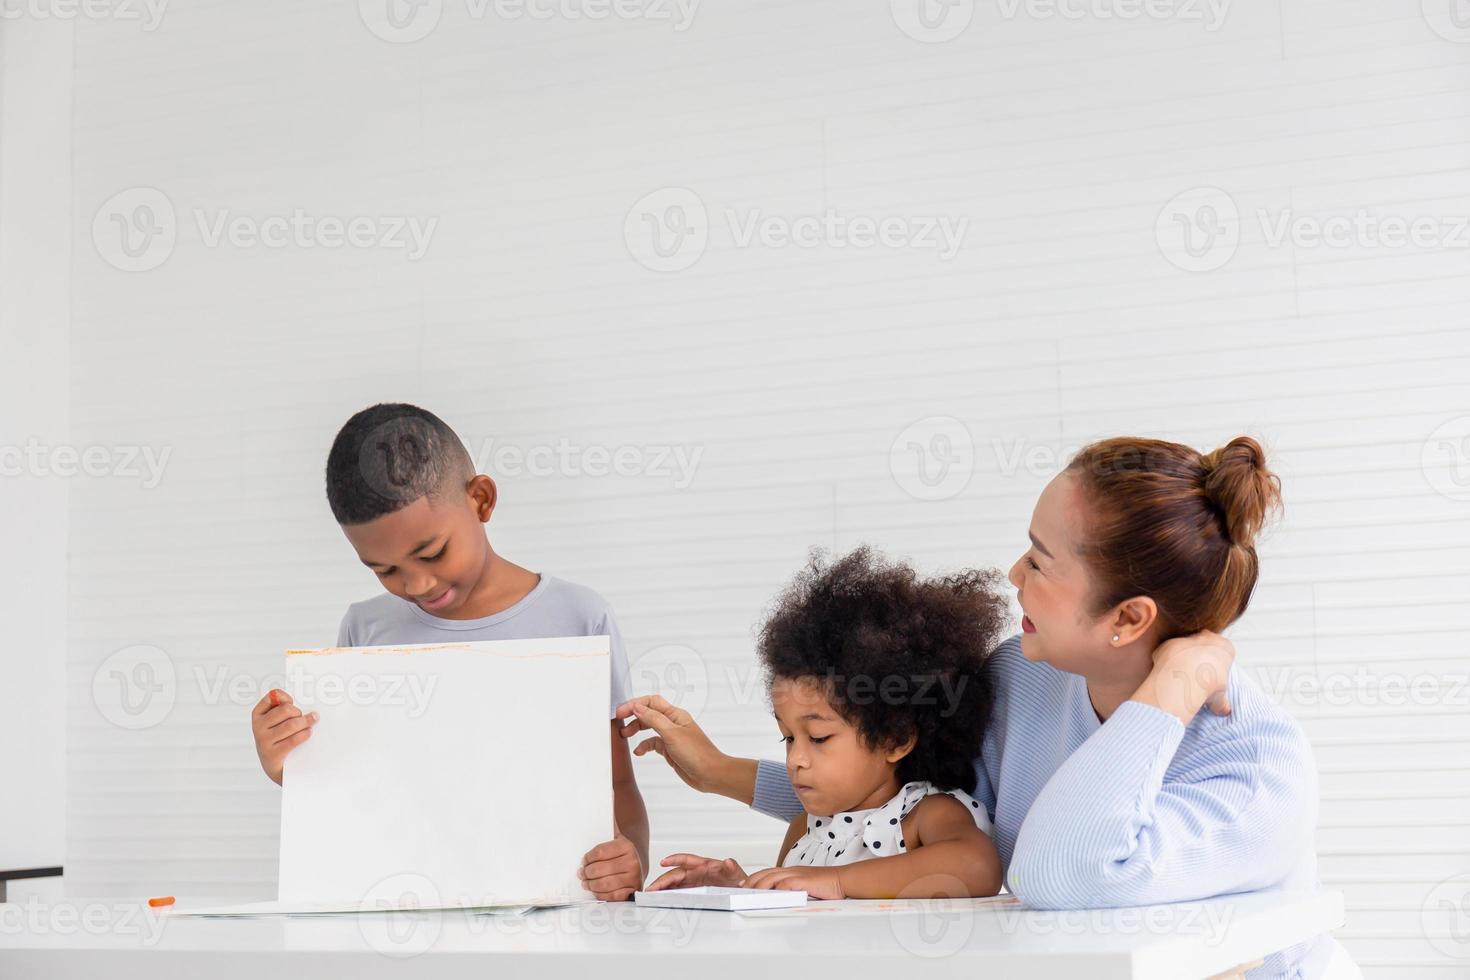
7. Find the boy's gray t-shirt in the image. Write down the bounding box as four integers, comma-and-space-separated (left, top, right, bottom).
336, 574, 632, 719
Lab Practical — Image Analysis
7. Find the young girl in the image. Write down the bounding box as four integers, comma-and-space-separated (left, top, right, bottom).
646, 547, 1008, 899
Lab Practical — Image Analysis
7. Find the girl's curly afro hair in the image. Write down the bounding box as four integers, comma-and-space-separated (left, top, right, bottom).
757, 546, 1010, 794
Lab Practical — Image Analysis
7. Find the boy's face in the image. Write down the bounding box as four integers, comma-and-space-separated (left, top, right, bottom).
771, 676, 908, 818
341, 478, 494, 619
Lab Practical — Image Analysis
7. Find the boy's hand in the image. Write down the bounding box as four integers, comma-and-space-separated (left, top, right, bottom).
743, 864, 845, 900
579, 835, 643, 901
645, 853, 748, 892
251, 689, 317, 786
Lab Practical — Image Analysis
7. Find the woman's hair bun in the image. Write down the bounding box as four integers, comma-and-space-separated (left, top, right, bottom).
1200, 436, 1282, 549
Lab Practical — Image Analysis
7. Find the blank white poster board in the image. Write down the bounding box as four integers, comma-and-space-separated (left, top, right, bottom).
278, 636, 612, 911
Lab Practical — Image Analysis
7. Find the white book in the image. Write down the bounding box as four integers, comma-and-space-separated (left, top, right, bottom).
634, 886, 808, 911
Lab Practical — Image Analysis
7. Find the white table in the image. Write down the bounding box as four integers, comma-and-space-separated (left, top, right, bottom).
0, 889, 1344, 980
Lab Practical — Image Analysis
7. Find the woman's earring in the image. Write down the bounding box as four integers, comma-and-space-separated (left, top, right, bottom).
1111, 634, 1120, 644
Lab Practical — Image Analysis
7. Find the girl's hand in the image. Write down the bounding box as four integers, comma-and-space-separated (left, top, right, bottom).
251, 689, 317, 786
645, 853, 748, 891
743, 865, 846, 900
1134, 630, 1237, 725
579, 835, 644, 902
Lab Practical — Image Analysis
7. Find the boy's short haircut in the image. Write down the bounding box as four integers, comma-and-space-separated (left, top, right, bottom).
326, 403, 475, 525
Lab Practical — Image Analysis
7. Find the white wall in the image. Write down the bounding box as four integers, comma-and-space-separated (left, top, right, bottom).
60, 3, 1470, 976
0, 20, 71, 881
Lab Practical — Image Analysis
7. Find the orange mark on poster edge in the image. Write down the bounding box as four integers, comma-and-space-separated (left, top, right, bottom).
286, 643, 607, 660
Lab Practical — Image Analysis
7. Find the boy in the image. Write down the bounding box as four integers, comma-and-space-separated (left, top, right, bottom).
249, 403, 648, 901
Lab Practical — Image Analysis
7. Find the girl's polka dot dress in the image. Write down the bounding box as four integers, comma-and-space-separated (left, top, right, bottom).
781, 780, 993, 868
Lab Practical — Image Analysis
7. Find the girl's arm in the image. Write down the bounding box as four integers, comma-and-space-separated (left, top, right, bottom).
746, 795, 1001, 898
774, 814, 807, 866
834, 795, 1002, 899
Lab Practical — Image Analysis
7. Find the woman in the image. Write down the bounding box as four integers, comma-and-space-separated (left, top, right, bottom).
618, 435, 1356, 979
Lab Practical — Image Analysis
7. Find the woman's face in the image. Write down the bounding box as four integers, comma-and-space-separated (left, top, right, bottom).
1007, 471, 1124, 675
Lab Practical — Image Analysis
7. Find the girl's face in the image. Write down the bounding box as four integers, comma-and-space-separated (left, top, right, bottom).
770, 676, 912, 817
1007, 471, 1132, 676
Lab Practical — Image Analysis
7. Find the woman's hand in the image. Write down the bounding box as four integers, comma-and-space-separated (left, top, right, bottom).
743, 865, 846, 900
1132, 630, 1236, 725
645, 853, 749, 891
251, 689, 317, 785
614, 695, 756, 803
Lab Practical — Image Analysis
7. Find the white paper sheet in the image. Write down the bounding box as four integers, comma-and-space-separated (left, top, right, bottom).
174, 901, 540, 917
734, 895, 1023, 918
634, 886, 807, 911
277, 636, 613, 911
